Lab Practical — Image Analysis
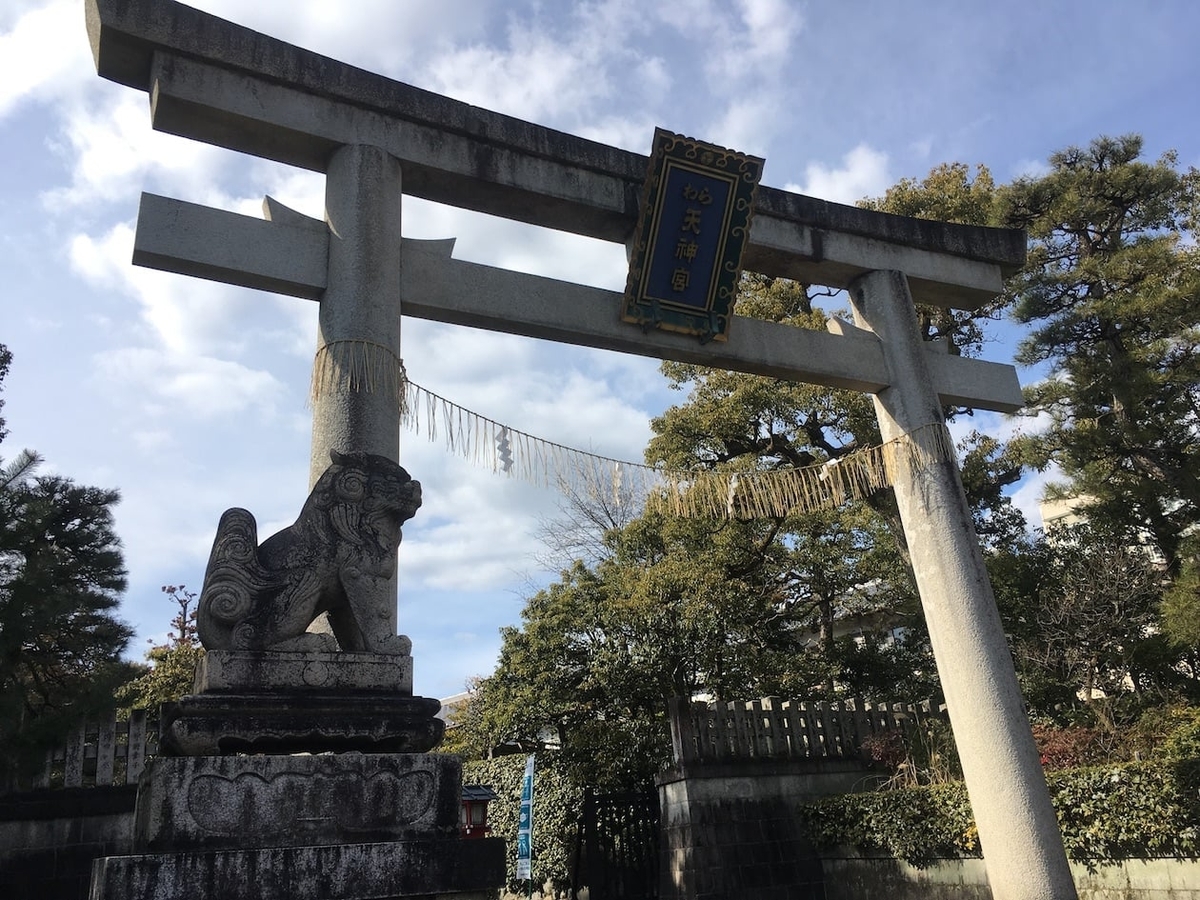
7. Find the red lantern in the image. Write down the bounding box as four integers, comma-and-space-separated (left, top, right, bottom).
461, 785, 499, 838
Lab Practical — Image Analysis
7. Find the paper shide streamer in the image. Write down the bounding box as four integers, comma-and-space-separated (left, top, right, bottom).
310, 340, 957, 520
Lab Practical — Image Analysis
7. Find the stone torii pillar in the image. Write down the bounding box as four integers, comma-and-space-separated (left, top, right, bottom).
313, 144, 403, 486
850, 270, 1076, 900
309, 143, 405, 637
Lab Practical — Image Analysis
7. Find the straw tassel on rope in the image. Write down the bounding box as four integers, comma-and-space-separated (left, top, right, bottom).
393, 378, 957, 521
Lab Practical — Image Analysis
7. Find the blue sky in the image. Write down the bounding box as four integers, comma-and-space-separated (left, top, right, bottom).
2, 0, 1199, 700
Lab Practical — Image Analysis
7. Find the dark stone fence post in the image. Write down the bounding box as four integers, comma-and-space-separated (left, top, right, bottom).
658, 696, 916, 900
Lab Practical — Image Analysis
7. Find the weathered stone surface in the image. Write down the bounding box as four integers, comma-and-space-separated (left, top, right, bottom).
657, 758, 875, 900
848, 270, 1077, 900
195, 649, 412, 694
88, 0, 1026, 311
309, 144, 405, 496
197, 450, 420, 656
90, 836, 506, 900
159, 693, 443, 756
133, 197, 1026, 413
134, 754, 461, 852
819, 853, 1200, 900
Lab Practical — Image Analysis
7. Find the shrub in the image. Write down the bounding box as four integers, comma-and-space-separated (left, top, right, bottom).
1049, 761, 1200, 860
1030, 723, 1109, 770
463, 754, 583, 896
799, 759, 1200, 866
799, 783, 975, 866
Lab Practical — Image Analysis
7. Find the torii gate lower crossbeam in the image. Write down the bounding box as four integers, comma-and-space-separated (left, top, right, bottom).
87, 1, 1079, 898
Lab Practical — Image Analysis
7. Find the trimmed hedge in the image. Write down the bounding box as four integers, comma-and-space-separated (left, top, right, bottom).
1051, 760, 1200, 860
798, 759, 1200, 866
463, 754, 583, 895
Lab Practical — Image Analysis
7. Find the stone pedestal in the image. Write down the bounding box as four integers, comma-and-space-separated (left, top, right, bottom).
159, 649, 441, 755
90, 651, 505, 899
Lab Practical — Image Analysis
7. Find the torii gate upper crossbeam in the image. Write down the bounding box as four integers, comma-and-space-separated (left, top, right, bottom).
86, 0, 1026, 312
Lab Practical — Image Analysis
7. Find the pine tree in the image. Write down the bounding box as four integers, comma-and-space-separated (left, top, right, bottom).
1001, 135, 1200, 572
0, 344, 134, 775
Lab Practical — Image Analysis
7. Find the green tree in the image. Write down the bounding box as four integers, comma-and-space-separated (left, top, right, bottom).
865, 147, 1200, 719
644, 271, 1023, 694
1163, 565, 1200, 649
986, 536, 1077, 715
860, 160, 1029, 553
462, 507, 797, 789
1035, 525, 1167, 726
1159, 539, 1200, 688
1001, 135, 1200, 573
0, 347, 133, 774
462, 561, 667, 788
861, 162, 1005, 357
0, 344, 9, 443
990, 521, 1191, 727
462, 275, 984, 787
117, 584, 205, 709
0, 444, 133, 777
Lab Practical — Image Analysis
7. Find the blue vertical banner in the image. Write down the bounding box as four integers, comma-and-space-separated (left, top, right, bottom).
515, 754, 535, 881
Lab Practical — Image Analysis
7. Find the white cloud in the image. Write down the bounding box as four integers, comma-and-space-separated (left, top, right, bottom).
788, 144, 892, 205
0, 0, 91, 119
655, 0, 803, 89
43, 90, 232, 210
187, 0, 492, 76
132, 430, 175, 453
576, 113, 662, 156
415, 0, 670, 143
95, 347, 285, 419
66, 221, 133, 291
68, 222, 312, 360
425, 24, 613, 123
1010, 465, 1064, 532
732, 0, 805, 72
909, 137, 934, 160
1011, 157, 1052, 180
397, 197, 628, 290
706, 97, 779, 157
405, 513, 534, 591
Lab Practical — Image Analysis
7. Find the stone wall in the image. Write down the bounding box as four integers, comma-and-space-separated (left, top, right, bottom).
0, 786, 136, 900
657, 757, 882, 900
820, 849, 1200, 900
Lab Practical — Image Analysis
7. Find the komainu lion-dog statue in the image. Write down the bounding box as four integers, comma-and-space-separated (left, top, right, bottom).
197, 450, 421, 655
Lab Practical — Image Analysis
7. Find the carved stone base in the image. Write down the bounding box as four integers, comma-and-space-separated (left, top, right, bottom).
90, 836, 506, 899
135, 754, 461, 851
159, 693, 443, 755
90, 751, 506, 899
89, 648, 504, 899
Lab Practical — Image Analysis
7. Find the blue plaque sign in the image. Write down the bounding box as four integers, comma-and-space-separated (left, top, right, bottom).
622, 129, 764, 342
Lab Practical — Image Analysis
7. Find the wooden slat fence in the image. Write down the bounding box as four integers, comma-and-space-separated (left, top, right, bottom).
1, 710, 158, 794
668, 696, 942, 764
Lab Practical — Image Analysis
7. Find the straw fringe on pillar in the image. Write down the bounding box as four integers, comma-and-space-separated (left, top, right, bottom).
310, 339, 408, 414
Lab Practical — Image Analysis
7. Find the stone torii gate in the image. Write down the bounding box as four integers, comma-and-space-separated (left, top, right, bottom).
88, 2, 1076, 899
